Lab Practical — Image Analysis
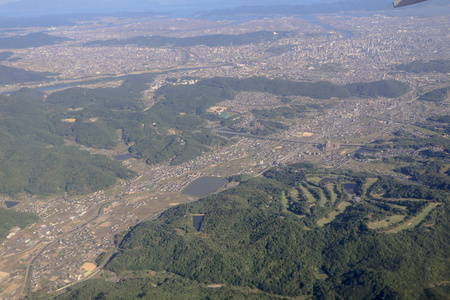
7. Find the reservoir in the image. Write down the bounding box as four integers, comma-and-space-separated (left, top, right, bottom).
302, 15, 354, 40
115, 153, 134, 161
343, 183, 357, 194
320, 178, 336, 184
192, 215, 205, 231
5, 201, 20, 208
182, 176, 228, 198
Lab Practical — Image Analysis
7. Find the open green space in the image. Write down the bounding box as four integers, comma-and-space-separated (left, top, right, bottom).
361, 178, 378, 197
325, 183, 338, 204
387, 203, 440, 233
317, 201, 351, 227
0, 207, 39, 241
367, 215, 405, 229
54, 164, 449, 300
408, 124, 441, 136
298, 184, 316, 203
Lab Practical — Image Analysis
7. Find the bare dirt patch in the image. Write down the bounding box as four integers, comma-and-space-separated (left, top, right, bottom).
208, 106, 227, 113
62, 118, 76, 123
80, 262, 96, 272
0, 271, 9, 281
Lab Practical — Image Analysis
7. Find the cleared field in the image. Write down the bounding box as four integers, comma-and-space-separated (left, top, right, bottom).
362, 178, 378, 197
0, 271, 9, 281
208, 106, 227, 113
377, 197, 427, 203
306, 177, 322, 185
281, 192, 288, 212
80, 262, 96, 272
289, 188, 299, 201
316, 187, 328, 206
325, 183, 337, 204
317, 201, 351, 227
387, 203, 439, 233
62, 118, 76, 123
298, 184, 315, 203
367, 215, 405, 229
408, 124, 441, 136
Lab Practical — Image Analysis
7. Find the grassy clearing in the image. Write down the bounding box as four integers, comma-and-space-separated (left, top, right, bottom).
387, 203, 439, 233
303, 182, 324, 203
317, 187, 328, 206
289, 188, 299, 201
325, 183, 337, 204
317, 201, 352, 227
387, 203, 408, 210
306, 176, 322, 185
362, 178, 378, 197
298, 184, 315, 203
367, 215, 405, 229
383, 198, 427, 202
281, 192, 288, 212
408, 124, 441, 136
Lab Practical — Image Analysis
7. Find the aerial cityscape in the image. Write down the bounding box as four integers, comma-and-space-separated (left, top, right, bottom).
0, 0, 448, 299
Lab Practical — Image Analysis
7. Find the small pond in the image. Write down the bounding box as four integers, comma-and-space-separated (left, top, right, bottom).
193, 215, 205, 231
115, 153, 134, 161
343, 183, 357, 194
319, 178, 336, 184
5, 201, 20, 208
182, 177, 228, 198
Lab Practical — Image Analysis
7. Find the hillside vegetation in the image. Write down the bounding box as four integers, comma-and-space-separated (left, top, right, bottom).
0, 65, 53, 85
396, 59, 450, 74
419, 86, 450, 102
94, 164, 450, 299
0, 88, 135, 196
83, 31, 293, 48
0, 32, 70, 49
0, 207, 39, 241
0, 74, 410, 196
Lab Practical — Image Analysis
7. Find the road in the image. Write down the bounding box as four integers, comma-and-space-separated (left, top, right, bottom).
24, 202, 110, 296
50, 206, 170, 297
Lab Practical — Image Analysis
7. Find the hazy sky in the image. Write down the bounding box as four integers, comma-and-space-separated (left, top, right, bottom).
0, 0, 336, 6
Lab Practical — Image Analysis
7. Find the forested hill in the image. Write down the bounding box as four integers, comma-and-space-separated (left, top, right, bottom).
83, 31, 293, 48
419, 86, 450, 102
0, 207, 39, 241
197, 77, 410, 99
0, 65, 53, 85
0, 32, 71, 49
0, 75, 409, 196
0, 87, 136, 196
49, 163, 449, 299
396, 59, 450, 74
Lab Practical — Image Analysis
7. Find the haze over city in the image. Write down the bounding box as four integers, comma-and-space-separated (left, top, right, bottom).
0, 0, 448, 299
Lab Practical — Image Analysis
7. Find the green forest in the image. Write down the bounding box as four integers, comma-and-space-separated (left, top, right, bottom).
419, 86, 450, 102
0, 88, 135, 196
0, 74, 410, 196
396, 59, 450, 74
198, 77, 410, 99
83, 31, 293, 48
0, 65, 53, 85
0, 32, 70, 49
43, 163, 449, 300
0, 207, 39, 241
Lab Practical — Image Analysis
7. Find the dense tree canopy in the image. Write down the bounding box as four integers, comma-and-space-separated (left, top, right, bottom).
100, 165, 449, 299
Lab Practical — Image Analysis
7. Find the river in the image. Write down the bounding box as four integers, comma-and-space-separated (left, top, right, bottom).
302, 15, 354, 40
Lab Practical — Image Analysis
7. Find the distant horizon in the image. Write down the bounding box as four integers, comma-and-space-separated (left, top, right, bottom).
0, 0, 367, 17
0, 0, 446, 18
